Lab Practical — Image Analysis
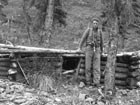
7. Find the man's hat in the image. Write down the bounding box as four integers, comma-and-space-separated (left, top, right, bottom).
92, 17, 101, 23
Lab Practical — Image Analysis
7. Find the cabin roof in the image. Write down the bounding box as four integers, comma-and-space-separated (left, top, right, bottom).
0, 43, 136, 57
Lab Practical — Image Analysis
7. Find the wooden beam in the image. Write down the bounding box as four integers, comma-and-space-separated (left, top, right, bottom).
0, 44, 83, 54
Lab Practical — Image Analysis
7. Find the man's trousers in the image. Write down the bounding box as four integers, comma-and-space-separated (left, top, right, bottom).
85, 45, 101, 85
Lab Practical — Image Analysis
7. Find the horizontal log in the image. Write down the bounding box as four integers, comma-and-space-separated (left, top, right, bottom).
130, 56, 140, 61
80, 60, 128, 66
0, 71, 8, 76
101, 73, 128, 79
101, 66, 129, 73
0, 54, 10, 57
103, 52, 133, 57
130, 65, 140, 70
79, 66, 128, 74
126, 78, 137, 88
62, 54, 85, 57
101, 61, 128, 68
78, 67, 129, 74
0, 67, 9, 71
0, 62, 10, 67
131, 71, 140, 77
0, 58, 10, 62
62, 70, 74, 75
100, 79, 127, 86
131, 60, 140, 65
136, 76, 140, 81
77, 73, 128, 80
0, 44, 134, 57
0, 76, 8, 79
0, 44, 84, 54
79, 61, 128, 68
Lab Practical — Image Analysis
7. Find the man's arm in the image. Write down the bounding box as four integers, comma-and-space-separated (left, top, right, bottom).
78, 28, 90, 50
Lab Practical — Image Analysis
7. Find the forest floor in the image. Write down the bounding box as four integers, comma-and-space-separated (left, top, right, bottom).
0, 78, 140, 105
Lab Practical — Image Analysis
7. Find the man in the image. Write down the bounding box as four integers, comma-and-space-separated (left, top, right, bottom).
78, 17, 103, 86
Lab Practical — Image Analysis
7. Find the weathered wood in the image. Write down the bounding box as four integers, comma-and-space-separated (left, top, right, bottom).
0, 54, 10, 57
0, 62, 10, 67
79, 68, 85, 74
79, 60, 128, 68
131, 52, 140, 60
0, 67, 9, 71
101, 66, 129, 73
0, 58, 10, 62
101, 72, 128, 79
101, 61, 128, 68
105, 18, 119, 95
101, 79, 127, 86
130, 65, 140, 70
62, 70, 74, 75
130, 56, 140, 61
131, 60, 140, 65
80, 63, 85, 68
16, 59, 29, 84
0, 44, 83, 54
126, 78, 138, 89
0, 76, 8, 79
131, 71, 140, 77
78, 67, 129, 73
75, 58, 82, 80
62, 54, 85, 57
0, 71, 8, 76
79, 65, 129, 73
136, 76, 140, 81
0, 44, 135, 56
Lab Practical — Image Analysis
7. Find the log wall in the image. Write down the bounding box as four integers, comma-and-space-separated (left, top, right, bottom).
0, 53, 132, 89
0, 43, 140, 89
0, 53, 63, 89
71, 55, 130, 88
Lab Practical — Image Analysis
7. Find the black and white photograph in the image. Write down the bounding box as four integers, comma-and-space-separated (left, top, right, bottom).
0, 0, 139, 105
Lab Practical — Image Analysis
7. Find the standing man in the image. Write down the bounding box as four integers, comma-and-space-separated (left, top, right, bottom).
78, 17, 103, 86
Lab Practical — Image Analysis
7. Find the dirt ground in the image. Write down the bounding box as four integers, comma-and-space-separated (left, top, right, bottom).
0, 78, 140, 105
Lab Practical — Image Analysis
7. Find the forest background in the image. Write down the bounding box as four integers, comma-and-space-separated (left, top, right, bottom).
0, 0, 140, 52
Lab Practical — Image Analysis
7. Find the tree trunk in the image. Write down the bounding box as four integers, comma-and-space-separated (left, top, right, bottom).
23, 0, 32, 45
44, 0, 54, 45
104, 17, 119, 96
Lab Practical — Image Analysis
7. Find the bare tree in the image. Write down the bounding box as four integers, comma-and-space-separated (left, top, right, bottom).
101, 0, 140, 96
104, 18, 119, 96
25, 0, 67, 45
22, 0, 32, 45
44, 0, 55, 45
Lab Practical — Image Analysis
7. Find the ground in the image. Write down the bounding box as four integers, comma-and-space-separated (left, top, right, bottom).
1, 78, 140, 105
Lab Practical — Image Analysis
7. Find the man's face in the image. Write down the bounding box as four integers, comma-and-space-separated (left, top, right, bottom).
92, 20, 98, 28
